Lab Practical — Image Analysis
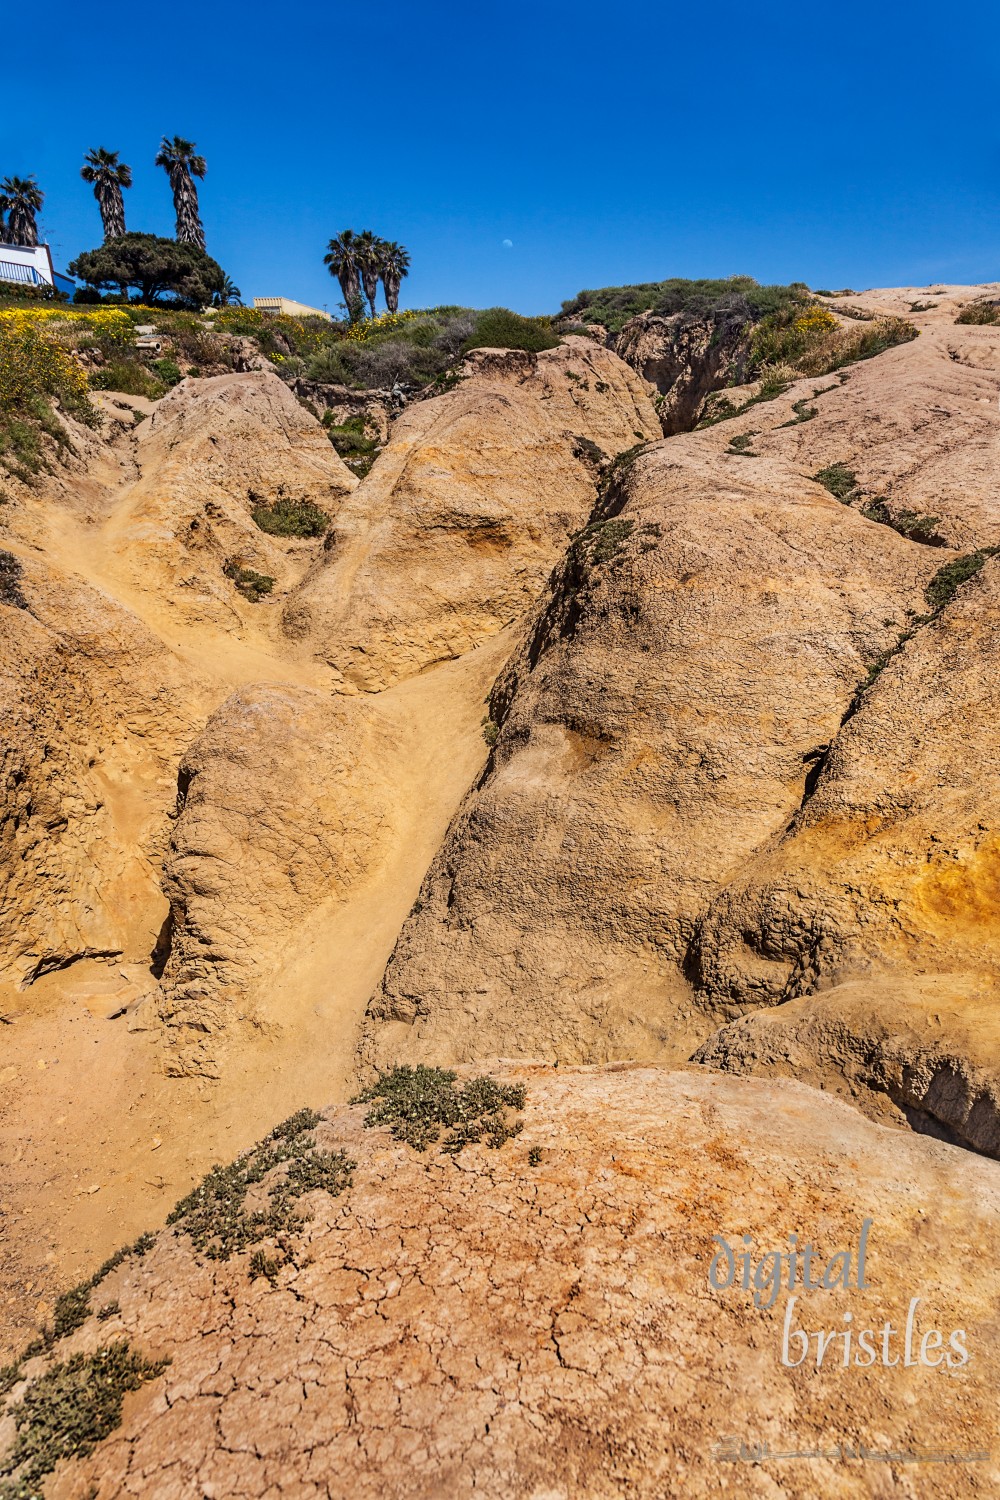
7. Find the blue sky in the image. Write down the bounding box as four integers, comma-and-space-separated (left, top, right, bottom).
6, 0, 1000, 313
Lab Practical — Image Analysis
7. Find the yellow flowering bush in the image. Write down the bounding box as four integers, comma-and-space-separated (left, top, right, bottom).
345, 309, 420, 344
749, 299, 915, 376
0, 312, 98, 483
214, 307, 328, 356
0, 313, 90, 410
792, 306, 838, 336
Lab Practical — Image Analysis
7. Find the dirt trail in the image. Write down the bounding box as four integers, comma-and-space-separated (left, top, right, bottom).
0, 394, 511, 1358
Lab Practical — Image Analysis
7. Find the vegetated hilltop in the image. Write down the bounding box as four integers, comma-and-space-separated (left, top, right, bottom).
1, 276, 1000, 1491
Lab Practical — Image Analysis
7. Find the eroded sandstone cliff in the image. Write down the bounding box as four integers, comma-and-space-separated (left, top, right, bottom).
3, 289, 1000, 1491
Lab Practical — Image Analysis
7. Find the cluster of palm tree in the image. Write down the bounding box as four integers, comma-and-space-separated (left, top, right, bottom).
0, 137, 209, 252
0, 176, 44, 247
324, 231, 411, 318
83, 137, 207, 249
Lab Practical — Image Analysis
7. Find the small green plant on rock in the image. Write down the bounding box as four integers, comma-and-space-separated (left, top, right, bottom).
167, 1108, 354, 1260
322, 413, 380, 477
569, 514, 662, 569
860, 498, 945, 546
0, 550, 27, 609
89, 359, 166, 399
249, 1250, 282, 1284
151, 357, 182, 387
353, 1065, 526, 1154
955, 300, 1000, 326
223, 560, 275, 601
250, 492, 330, 538
726, 431, 759, 457
924, 548, 1000, 612
813, 462, 859, 501
0, 1342, 168, 1500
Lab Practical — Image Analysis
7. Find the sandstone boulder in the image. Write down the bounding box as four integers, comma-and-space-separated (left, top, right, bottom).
284, 337, 661, 691
96, 371, 357, 634
614, 304, 752, 434
693, 975, 1000, 1156
689, 559, 1000, 1010
0, 553, 198, 993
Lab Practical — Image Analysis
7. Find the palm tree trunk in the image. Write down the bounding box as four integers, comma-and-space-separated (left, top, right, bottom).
385, 275, 400, 314
171, 168, 205, 251
98, 184, 126, 241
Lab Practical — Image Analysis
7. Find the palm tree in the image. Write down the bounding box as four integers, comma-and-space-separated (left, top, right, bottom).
212, 274, 242, 308
80, 148, 132, 241
155, 136, 207, 250
0, 176, 44, 247
379, 241, 411, 315
323, 230, 363, 320
356, 230, 384, 319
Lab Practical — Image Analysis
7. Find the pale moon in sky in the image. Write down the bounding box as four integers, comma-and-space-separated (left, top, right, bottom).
502, 238, 513, 249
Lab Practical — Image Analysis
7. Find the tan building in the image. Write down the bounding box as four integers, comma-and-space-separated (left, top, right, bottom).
253, 296, 331, 321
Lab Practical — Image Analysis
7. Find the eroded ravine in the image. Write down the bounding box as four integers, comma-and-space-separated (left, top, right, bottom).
0, 341, 659, 1357
4, 289, 1000, 1374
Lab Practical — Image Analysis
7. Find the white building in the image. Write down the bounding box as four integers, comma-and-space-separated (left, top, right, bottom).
0, 242, 75, 296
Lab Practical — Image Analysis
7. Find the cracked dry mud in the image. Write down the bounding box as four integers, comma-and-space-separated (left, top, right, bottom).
12, 1068, 1000, 1500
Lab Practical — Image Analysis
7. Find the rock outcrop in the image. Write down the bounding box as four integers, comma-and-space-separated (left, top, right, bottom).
0, 554, 197, 993
97, 370, 357, 633
156, 685, 400, 1064
6, 291, 1000, 1476
360, 294, 1000, 1080
7, 1066, 998, 1500
285, 337, 661, 691
693, 975, 1000, 1156
361, 436, 939, 1072
690, 558, 1000, 1010
614, 303, 752, 434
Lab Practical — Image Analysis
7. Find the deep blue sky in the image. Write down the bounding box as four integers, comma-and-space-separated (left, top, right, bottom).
6, 0, 1000, 313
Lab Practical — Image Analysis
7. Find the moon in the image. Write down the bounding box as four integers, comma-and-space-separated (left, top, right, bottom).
501, 238, 513, 249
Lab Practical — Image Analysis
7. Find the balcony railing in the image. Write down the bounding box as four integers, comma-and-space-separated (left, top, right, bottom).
0, 261, 45, 286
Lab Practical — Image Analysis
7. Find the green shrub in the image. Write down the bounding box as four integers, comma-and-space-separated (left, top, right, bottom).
251, 494, 330, 537
813, 462, 859, 500
560, 276, 810, 334
860, 499, 944, 545
89, 358, 166, 399
955, 300, 1000, 326
463, 307, 561, 354
0, 1341, 168, 1497
167, 1108, 353, 1260
322, 414, 380, 476
924, 549, 1000, 612
0, 313, 98, 484
223, 560, 275, 601
726, 431, 759, 457
352, 1065, 526, 1154
0, 550, 27, 609
151, 357, 182, 387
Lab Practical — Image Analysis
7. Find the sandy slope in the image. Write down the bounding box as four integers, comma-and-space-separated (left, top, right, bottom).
0, 372, 513, 1357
